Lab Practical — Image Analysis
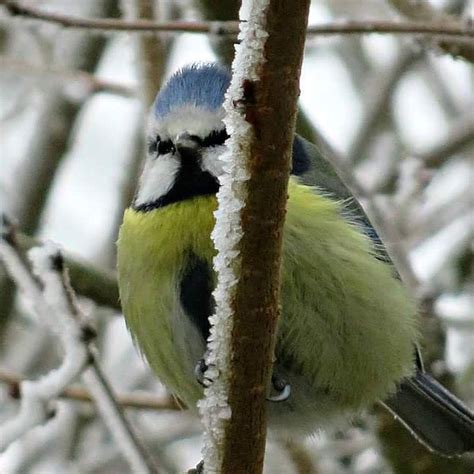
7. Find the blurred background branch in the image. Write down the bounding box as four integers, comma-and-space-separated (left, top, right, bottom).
0, 369, 181, 411
0, 0, 118, 340
1, 2, 473, 37
387, 0, 474, 62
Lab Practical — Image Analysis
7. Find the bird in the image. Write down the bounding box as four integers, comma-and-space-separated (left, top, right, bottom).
117, 63, 474, 456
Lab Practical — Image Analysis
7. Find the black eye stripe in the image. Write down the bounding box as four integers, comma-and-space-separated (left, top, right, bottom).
149, 135, 176, 157
202, 129, 229, 147
148, 129, 229, 156
157, 139, 175, 155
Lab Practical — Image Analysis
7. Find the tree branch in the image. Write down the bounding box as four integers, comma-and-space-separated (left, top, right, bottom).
387, 0, 474, 62
0, 369, 181, 411
11, 231, 120, 310
347, 49, 420, 164
199, 1, 310, 472
416, 112, 474, 168
195, 0, 240, 65
0, 57, 135, 98
2, 2, 473, 38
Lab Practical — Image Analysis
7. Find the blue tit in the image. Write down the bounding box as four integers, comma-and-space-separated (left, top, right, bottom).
117, 63, 474, 456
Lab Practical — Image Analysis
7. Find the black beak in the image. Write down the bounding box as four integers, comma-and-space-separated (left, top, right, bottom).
175, 133, 201, 155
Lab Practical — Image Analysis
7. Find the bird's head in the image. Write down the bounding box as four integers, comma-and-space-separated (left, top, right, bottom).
134, 63, 231, 211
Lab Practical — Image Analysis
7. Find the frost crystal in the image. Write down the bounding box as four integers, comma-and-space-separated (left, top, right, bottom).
198, 0, 270, 471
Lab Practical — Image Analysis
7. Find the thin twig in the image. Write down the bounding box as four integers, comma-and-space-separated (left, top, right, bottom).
409, 203, 471, 246
13, 232, 120, 310
0, 242, 91, 452
0, 57, 136, 98
417, 113, 474, 168
46, 253, 159, 474
348, 48, 420, 164
420, 58, 461, 118
1, 2, 474, 38
388, 0, 474, 62
0, 369, 181, 411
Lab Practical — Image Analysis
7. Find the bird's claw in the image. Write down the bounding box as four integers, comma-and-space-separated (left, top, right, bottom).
196, 358, 290, 401
267, 373, 291, 402
187, 460, 204, 474
194, 358, 213, 387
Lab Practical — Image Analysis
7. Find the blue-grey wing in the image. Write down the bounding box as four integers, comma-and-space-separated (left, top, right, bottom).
292, 134, 391, 264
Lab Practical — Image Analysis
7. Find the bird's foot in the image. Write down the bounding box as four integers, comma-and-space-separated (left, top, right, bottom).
267, 372, 291, 402
196, 358, 290, 401
187, 460, 203, 474
194, 358, 213, 387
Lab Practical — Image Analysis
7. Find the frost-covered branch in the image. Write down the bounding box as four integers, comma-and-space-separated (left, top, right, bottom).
0, 244, 89, 452
2, 2, 474, 38
0, 221, 158, 473
198, 1, 310, 472
11, 231, 120, 310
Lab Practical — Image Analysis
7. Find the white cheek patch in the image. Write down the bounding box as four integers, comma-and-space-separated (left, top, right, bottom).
200, 145, 226, 179
135, 154, 180, 206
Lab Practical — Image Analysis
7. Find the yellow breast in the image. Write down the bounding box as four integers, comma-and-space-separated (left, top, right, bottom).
117, 196, 217, 406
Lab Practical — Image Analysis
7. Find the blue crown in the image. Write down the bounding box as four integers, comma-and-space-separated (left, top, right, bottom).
153, 63, 231, 118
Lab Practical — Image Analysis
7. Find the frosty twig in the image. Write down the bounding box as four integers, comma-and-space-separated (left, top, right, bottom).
0, 218, 158, 473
